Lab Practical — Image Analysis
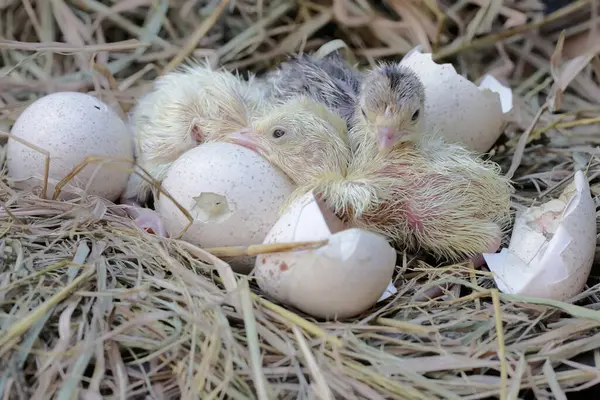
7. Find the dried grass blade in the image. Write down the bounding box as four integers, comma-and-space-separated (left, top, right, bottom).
506, 104, 547, 179
0, 266, 94, 355
508, 355, 527, 400
56, 321, 97, 400
543, 360, 568, 400
292, 325, 333, 400
162, 0, 232, 75
254, 295, 343, 347
491, 289, 508, 400
239, 278, 270, 400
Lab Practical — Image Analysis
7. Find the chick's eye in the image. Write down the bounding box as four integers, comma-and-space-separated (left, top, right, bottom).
411, 109, 420, 122
361, 108, 367, 118
272, 129, 286, 139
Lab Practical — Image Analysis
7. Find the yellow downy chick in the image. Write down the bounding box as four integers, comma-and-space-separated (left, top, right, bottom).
316, 131, 513, 262
125, 61, 266, 204
225, 97, 352, 202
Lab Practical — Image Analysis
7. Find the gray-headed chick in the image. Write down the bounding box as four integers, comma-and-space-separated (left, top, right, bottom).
261, 52, 363, 127
262, 52, 427, 153
355, 62, 426, 152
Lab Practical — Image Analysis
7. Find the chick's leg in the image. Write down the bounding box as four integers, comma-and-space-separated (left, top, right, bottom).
470, 233, 501, 268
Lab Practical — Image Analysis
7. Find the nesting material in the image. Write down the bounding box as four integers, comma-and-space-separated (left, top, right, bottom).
255, 192, 396, 319
6, 92, 134, 201
483, 170, 596, 301
399, 51, 510, 153
157, 141, 295, 273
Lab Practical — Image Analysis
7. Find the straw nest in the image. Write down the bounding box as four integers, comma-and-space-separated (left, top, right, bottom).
2, 0, 600, 398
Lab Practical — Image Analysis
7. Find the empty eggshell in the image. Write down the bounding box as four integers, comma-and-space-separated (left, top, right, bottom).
399, 51, 509, 153
6, 92, 133, 201
255, 191, 396, 319
157, 141, 295, 273
483, 170, 596, 301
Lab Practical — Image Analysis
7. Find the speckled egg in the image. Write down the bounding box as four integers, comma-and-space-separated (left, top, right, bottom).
6, 92, 133, 201
157, 141, 296, 273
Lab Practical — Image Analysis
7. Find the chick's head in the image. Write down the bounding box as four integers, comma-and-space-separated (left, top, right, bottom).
226, 97, 351, 186
358, 63, 425, 151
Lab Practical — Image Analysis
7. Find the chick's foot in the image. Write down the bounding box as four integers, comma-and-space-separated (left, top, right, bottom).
470, 235, 501, 268
133, 208, 167, 237
121, 197, 168, 237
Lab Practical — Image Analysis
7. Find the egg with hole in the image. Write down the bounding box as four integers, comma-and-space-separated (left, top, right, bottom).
400, 51, 510, 153
157, 141, 295, 273
255, 191, 396, 319
483, 170, 596, 301
6, 92, 134, 201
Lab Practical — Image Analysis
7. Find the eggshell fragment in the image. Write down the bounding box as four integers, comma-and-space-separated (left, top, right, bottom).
399, 51, 509, 153
157, 142, 295, 273
6, 92, 133, 201
483, 170, 596, 301
255, 192, 396, 319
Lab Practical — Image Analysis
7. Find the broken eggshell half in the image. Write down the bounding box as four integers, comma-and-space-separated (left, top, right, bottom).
157, 141, 296, 273
255, 191, 396, 320
483, 170, 596, 301
399, 51, 511, 153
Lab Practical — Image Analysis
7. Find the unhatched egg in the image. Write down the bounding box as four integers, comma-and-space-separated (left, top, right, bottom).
6, 92, 133, 201
157, 141, 296, 273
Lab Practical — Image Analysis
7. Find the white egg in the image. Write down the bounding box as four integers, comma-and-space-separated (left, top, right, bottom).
157, 141, 295, 273
483, 170, 596, 301
400, 51, 509, 153
255, 192, 396, 320
6, 92, 133, 201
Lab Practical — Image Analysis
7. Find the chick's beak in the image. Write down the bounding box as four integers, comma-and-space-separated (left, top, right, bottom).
376, 126, 407, 151
226, 128, 263, 153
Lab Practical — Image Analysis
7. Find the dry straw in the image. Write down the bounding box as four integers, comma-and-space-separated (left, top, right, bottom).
2, 0, 600, 398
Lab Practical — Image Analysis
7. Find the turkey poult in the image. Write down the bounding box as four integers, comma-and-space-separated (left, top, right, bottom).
261, 52, 363, 127
309, 132, 513, 263
226, 96, 352, 191
123, 62, 353, 235
124, 62, 267, 205
261, 51, 427, 152
120, 62, 266, 235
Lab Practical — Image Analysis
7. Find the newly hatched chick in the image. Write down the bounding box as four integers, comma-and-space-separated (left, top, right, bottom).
225, 96, 352, 193
125, 62, 266, 205
261, 52, 363, 127
122, 62, 266, 235
262, 53, 427, 152
314, 133, 513, 262
354, 63, 426, 152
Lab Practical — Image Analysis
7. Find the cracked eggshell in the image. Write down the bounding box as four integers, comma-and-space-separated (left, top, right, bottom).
157, 141, 295, 273
483, 170, 596, 301
6, 92, 133, 201
399, 51, 508, 153
255, 192, 396, 319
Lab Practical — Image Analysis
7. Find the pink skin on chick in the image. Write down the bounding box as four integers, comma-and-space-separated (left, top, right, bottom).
122, 197, 167, 237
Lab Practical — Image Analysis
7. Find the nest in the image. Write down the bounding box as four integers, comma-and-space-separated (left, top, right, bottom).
2, 0, 600, 398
